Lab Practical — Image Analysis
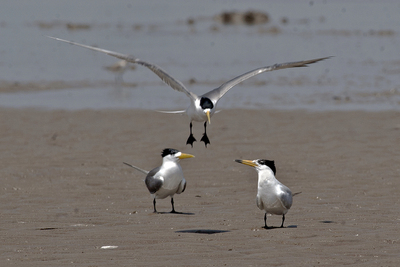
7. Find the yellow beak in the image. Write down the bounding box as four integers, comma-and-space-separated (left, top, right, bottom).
235, 159, 257, 168
178, 153, 195, 159
206, 110, 211, 124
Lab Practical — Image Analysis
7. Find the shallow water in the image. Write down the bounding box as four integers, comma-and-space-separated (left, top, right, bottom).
1, 0, 400, 110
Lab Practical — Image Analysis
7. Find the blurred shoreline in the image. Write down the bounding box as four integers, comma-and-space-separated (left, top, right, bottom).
1, 1, 399, 111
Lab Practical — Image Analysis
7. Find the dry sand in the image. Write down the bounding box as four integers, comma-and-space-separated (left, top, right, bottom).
1, 108, 400, 266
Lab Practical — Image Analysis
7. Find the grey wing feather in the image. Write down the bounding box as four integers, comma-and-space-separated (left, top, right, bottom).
135, 59, 198, 101
203, 56, 332, 101
145, 167, 163, 194
279, 187, 293, 210
176, 179, 186, 194
155, 110, 186, 114
47, 36, 197, 101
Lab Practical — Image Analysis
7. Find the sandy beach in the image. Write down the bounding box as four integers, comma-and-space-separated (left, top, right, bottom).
1, 108, 399, 266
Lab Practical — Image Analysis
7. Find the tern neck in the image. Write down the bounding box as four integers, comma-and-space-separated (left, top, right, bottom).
257, 169, 277, 183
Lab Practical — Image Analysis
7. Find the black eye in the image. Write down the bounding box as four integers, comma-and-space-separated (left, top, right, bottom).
161, 148, 179, 157
200, 97, 214, 109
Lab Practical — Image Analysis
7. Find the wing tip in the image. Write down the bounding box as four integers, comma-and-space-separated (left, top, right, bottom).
294, 56, 333, 67
155, 110, 186, 114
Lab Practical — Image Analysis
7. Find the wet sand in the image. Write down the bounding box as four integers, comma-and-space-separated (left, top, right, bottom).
1, 108, 400, 266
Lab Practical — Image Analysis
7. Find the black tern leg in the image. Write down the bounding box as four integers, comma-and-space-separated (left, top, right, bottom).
280, 214, 285, 228
170, 197, 177, 213
200, 121, 210, 147
186, 122, 196, 147
153, 198, 157, 213
263, 212, 269, 229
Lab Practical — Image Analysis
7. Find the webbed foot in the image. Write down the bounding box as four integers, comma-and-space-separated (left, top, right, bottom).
200, 133, 210, 147
186, 134, 197, 147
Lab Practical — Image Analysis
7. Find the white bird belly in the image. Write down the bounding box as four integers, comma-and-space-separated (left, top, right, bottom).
257, 185, 292, 215
186, 101, 215, 122
153, 164, 184, 199
154, 187, 178, 199
187, 105, 206, 122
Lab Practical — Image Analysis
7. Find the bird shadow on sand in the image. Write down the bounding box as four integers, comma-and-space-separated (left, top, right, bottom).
262, 225, 298, 230
175, 229, 230, 235
153, 211, 195, 215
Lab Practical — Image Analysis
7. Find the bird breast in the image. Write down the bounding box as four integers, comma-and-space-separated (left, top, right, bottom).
187, 100, 215, 122
158, 162, 184, 190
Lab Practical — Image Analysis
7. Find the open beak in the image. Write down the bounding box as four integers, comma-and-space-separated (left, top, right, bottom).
178, 153, 195, 159
235, 159, 257, 168
206, 110, 211, 124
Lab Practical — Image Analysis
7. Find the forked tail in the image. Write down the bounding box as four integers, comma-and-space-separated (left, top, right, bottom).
123, 162, 149, 175
293, 192, 302, 197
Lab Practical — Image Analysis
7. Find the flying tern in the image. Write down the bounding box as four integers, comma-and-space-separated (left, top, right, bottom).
48, 36, 330, 147
235, 158, 299, 228
123, 148, 194, 213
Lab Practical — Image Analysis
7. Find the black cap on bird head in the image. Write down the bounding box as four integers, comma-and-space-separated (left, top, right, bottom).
257, 159, 276, 175
200, 97, 214, 109
161, 148, 179, 158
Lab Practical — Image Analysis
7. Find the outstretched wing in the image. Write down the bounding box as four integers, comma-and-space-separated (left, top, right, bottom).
123, 162, 149, 175
203, 57, 332, 101
48, 36, 197, 101
155, 110, 186, 114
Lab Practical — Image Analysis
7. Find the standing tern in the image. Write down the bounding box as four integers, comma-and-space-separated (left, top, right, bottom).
235, 159, 299, 228
123, 148, 194, 213
104, 59, 136, 83
48, 36, 330, 147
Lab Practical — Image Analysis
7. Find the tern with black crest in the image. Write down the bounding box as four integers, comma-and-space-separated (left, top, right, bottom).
235, 158, 299, 228
48, 36, 330, 147
124, 148, 194, 213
